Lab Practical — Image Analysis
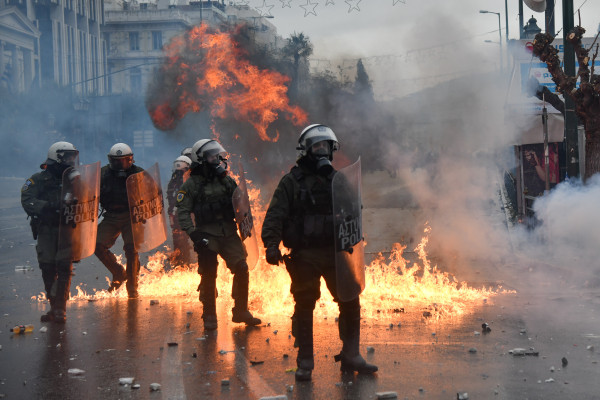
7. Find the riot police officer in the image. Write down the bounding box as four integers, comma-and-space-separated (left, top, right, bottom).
21, 142, 80, 323
94, 143, 144, 298
261, 124, 378, 381
176, 139, 261, 330
167, 155, 193, 266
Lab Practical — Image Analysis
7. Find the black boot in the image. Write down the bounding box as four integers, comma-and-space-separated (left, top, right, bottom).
52, 262, 73, 324
231, 267, 261, 326
294, 308, 314, 381
41, 296, 55, 322
95, 245, 126, 290
335, 301, 378, 374
125, 246, 140, 299
199, 270, 218, 330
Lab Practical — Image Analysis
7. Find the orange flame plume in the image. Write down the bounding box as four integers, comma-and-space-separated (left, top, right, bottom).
147, 24, 308, 140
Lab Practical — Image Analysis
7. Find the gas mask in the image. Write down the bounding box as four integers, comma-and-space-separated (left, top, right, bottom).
207, 156, 227, 177
309, 141, 333, 176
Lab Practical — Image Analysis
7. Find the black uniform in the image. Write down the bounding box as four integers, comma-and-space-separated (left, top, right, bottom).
177, 163, 260, 329
166, 169, 192, 266
21, 164, 73, 322
94, 164, 144, 297
261, 157, 377, 379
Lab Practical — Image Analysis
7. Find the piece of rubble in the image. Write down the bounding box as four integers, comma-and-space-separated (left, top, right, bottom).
422, 311, 431, 318
150, 300, 159, 305
167, 342, 178, 347
468, 348, 477, 353
366, 346, 375, 353
587, 345, 594, 351
39, 326, 47, 333
250, 360, 264, 366
119, 377, 135, 385
67, 368, 85, 376
509, 348, 526, 355
457, 393, 469, 400
474, 331, 481, 336
562, 357, 568, 367
286, 385, 294, 392
149, 383, 161, 391
519, 329, 526, 335
545, 378, 555, 383
375, 392, 398, 399
132, 384, 141, 389
221, 379, 230, 386
481, 323, 491, 333
259, 396, 287, 400
550, 366, 555, 372
273, 330, 278, 335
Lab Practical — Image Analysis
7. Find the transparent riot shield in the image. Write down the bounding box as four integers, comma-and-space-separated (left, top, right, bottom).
57, 162, 101, 262
332, 157, 365, 302
127, 163, 168, 253
232, 159, 259, 270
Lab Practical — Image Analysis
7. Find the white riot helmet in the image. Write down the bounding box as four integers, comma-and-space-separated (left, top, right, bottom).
191, 139, 228, 176
296, 124, 339, 161
181, 147, 193, 159
173, 155, 192, 172
108, 143, 134, 171
46, 141, 79, 167
191, 139, 227, 164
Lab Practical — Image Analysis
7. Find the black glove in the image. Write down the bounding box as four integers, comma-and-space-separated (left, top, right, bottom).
189, 230, 209, 251
265, 246, 282, 265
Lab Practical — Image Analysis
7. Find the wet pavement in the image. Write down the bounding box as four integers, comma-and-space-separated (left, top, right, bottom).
2, 177, 600, 399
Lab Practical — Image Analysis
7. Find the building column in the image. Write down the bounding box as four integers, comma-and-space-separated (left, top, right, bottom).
23, 47, 34, 91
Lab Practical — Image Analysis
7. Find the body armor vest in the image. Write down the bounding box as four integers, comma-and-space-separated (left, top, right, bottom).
282, 166, 335, 249
100, 166, 139, 212
192, 174, 236, 226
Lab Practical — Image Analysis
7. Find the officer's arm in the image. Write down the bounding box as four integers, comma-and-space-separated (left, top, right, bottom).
176, 181, 196, 234
20, 177, 47, 217
261, 176, 293, 249
166, 175, 177, 214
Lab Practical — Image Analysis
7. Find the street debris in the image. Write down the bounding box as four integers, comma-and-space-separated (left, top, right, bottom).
562, 357, 568, 367
250, 360, 264, 366
286, 385, 294, 392
119, 377, 135, 385
376, 391, 398, 399
132, 384, 140, 389
67, 368, 85, 376
457, 393, 469, 400
285, 367, 297, 373
474, 331, 481, 336
221, 379, 229, 386
150, 300, 159, 305
422, 311, 431, 318
587, 345, 594, 351
545, 378, 555, 383
167, 342, 178, 347
149, 383, 161, 391
468, 348, 477, 353
509, 348, 539, 356
259, 396, 287, 400
39, 326, 47, 333
481, 323, 491, 333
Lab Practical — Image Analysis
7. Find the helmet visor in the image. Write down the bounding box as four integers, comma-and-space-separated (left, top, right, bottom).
109, 155, 133, 171
57, 150, 79, 167
200, 142, 227, 164
173, 160, 190, 171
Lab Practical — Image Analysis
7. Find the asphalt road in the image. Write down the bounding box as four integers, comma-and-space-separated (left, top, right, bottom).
1, 176, 600, 400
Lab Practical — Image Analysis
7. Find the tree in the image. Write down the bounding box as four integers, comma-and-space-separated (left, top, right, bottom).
532, 28, 600, 181
354, 58, 374, 100
282, 32, 313, 98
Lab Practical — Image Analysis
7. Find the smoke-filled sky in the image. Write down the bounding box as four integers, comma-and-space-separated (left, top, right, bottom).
247, 0, 600, 98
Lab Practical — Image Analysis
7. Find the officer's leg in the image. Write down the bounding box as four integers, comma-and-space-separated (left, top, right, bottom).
322, 264, 377, 374
172, 229, 193, 266
121, 218, 140, 299
123, 244, 140, 299
287, 256, 321, 381
230, 261, 261, 326
39, 262, 58, 322
197, 247, 219, 330
52, 260, 73, 323
94, 216, 126, 290
336, 297, 377, 374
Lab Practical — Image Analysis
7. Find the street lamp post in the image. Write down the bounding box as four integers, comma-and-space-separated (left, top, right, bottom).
480, 10, 503, 73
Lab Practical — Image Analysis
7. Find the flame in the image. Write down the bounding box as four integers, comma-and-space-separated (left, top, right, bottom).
148, 24, 307, 139
68, 215, 511, 321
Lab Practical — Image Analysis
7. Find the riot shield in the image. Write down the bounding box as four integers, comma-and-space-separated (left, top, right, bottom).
332, 157, 365, 302
57, 162, 101, 262
127, 163, 168, 253
232, 160, 259, 270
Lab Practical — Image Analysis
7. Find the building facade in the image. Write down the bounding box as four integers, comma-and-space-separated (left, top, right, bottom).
0, 0, 107, 96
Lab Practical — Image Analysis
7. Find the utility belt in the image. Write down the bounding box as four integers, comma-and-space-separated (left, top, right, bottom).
282, 213, 334, 249
193, 199, 235, 225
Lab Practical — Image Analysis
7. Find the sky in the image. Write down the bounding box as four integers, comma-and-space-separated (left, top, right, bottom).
238, 0, 600, 98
